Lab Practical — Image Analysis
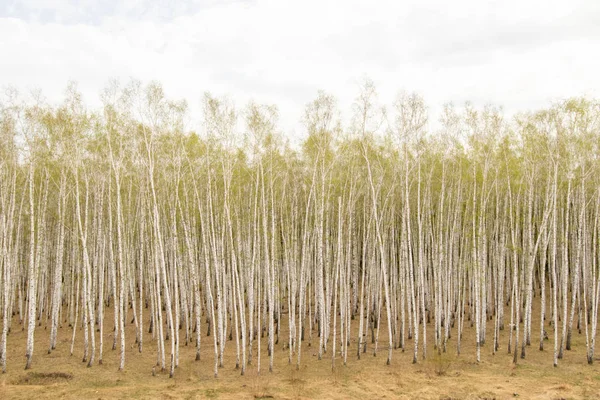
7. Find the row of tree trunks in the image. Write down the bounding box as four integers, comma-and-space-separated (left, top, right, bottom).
1, 82, 600, 377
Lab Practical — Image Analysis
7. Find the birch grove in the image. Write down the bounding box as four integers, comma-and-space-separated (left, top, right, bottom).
1, 80, 600, 377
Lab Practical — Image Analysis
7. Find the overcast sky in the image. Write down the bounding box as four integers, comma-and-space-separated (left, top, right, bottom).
1, 0, 599, 136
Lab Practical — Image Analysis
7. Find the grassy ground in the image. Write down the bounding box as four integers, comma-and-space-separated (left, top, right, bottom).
1, 302, 599, 399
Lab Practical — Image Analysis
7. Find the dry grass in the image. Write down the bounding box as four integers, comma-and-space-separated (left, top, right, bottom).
13, 372, 73, 385
1, 301, 599, 399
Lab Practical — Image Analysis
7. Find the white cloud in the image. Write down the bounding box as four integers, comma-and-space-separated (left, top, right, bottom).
1, 0, 599, 136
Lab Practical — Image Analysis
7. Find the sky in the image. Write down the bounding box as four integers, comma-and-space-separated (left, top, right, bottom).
1, 0, 600, 137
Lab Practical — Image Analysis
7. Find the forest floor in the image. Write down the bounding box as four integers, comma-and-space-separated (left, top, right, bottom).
1, 302, 600, 399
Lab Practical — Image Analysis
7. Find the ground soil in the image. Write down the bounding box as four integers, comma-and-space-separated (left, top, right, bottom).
1, 300, 599, 399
